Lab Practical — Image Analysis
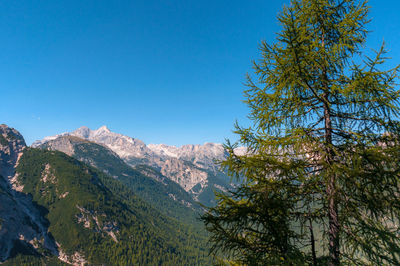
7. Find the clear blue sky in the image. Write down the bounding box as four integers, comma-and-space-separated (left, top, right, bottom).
1, 0, 399, 146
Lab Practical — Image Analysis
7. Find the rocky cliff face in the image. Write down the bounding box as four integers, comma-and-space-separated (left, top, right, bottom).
33, 126, 236, 203
0, 124, 57, 262
72, 126, 154, 160
148, 142, 228, 174
159, 157, 208, 191
0, 124, 26, 180
37, 135, 87, 157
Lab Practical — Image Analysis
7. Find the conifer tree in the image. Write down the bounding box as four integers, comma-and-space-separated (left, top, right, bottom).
202, 0, 400, 265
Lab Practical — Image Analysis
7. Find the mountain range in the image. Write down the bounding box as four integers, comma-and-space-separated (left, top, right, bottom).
33, 125, 242, 206
0, 124, 212, 265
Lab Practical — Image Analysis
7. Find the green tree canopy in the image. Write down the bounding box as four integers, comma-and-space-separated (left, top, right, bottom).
202, 0, 400, 265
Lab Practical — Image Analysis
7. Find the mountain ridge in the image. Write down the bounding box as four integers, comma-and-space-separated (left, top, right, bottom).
37, 135, 202, 220
1, 124, 211, 265
33, 126, 240, 206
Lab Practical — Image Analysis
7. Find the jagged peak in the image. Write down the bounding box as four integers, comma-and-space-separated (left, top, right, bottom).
95, 125, 111, 133
0, 124, 15, 131
71, 126, 92, 139
77, 126, 90, 131
203, 142, 222, 146
0, 124, 26, 147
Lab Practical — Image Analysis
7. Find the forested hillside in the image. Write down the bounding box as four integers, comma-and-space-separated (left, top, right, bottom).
34, 126, 235, 207
39, 136, 201, 223
8, 148, 210, 265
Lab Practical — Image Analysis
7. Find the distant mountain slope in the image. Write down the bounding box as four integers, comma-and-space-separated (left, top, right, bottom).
38, 135, 201, 222
147, 142, 227, 173
1, 125, 210, 265
33, 126, 236, 206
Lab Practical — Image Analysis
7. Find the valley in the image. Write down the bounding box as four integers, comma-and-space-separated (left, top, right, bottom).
0, 124, 239, 265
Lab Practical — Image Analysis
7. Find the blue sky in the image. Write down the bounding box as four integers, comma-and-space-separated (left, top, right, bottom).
1, 0, 399, 146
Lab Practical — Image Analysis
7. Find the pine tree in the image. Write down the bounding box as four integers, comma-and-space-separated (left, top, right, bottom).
202, 0, 400, 265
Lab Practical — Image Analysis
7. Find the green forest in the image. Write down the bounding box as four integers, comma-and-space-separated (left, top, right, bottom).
11, 148, 211, 265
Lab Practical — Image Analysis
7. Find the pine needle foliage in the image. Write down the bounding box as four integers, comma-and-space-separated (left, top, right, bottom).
202, 0, 400, 265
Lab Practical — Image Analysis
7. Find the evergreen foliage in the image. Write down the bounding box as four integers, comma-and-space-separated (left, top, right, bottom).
3, 253, 67, 266
69, 140, 202, 222
16, 148, 211, 265
202, 0, 400, 265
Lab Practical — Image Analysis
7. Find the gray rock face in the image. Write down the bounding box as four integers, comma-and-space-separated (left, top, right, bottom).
159, 157, 208, 192
0, 124, 58, 262
71, 126, 154, 164
0, 124, 26, 179
147, 142, 228, 174
40, 135, 92, 157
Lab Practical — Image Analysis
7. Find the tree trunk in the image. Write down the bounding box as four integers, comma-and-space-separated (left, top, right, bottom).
323, 97, 340, 266
309, 217, 317, 266
321, 24, 340, 263
327, 174, 340, 265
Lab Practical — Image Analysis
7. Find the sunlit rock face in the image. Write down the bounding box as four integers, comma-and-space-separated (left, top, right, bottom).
148, 142, 228, 173
0, 124, 26, 180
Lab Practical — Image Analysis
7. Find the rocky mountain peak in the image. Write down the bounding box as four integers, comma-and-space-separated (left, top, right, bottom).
33, 126, 240, 200
72, 126, 91, 138
0, 124, 26, 179
0, 124, 26, 147
148, 142, 227, 172
96, 125, 111, 133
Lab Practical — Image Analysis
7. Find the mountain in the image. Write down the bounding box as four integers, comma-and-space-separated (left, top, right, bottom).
0, 125, 60, 264
147, 142, 227, 173
37, 135, 201, 221
0, 125, 210, 265
33, 126, 236, 206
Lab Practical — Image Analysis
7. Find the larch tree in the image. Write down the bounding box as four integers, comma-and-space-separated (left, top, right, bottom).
201, 0, 400, 265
